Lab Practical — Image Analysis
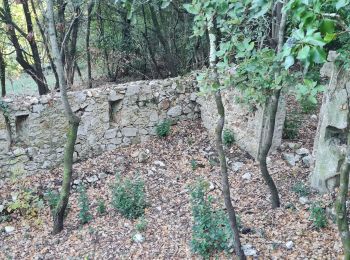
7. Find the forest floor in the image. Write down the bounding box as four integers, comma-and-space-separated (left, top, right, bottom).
0, 103, 343, 259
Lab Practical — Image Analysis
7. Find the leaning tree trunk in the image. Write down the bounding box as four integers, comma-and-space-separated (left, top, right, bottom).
0, 51, 5, 97
208, 16, 245, 260
46, 0, 80, 235
257, 1, 288, 208
86, 0, 94, 88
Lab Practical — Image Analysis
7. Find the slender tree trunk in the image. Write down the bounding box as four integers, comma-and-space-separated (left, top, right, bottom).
0, 51, 5, 97
97, 2, 112, 79
149, 4, 177, 76
46, 0, 80, 235
86, 0, 94, 88
67, 5, 81, 85
257, 1, 288, 208
30, 0, 59, 89
2, 0, 48, 95
208, 16, 245, 260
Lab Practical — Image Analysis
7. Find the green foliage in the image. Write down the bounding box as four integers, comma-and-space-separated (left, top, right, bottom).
190, 159, 198, 171
190, 180, 236, 258
78, 185, 92, 225
295, 79, 323, 114
7, 190, 44, 219
283, 112, 301, 140
223, 129, 235, 146
97, 198, 106, 216
309, 203, 328, 229
111, 175, 147, 219
292, 182, 310, 197
45, 189, 60, 213
156, 120, 171, 138
135, 216, 148, 232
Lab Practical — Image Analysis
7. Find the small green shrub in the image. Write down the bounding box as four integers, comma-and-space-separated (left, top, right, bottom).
283, 112, 301, 140
309, 203, 327, 229
78, 185, 92, 224
135, 216, 148, 232
292, 182, 310, 197
97, 198, 106, 216
190, 159, 198, 171
7, 190, 44, 219
111, 175, 147, 219
300, 98, 318, 114
223, 129, 235, 146
156, 120, 171, 137
44, 189, 70, 219
190, 180, 236, 258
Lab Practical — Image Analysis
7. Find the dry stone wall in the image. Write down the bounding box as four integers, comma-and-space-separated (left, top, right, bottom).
310, 52, 350, 192
0, 74, 286, 177
0, 77, 200, 177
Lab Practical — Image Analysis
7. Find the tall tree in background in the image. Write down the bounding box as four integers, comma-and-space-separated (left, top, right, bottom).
86, 0, 95, 88
46, 0, 80, 234
0, 49, 5, 97
0, 0, 49, 95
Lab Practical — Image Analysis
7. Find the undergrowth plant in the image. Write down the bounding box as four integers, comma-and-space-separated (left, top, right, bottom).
7, 189, 44, 219
111, 175, 147, 219
283, 111, 301, 140
78, 185, 92, 224
135, 216, 148, 232
309, 203, 327, 229
156, 120, 171, 137
223, 129, 235, 146
292, 182, 310, 197
190, 180, 237, 258
97, 198, 106, 216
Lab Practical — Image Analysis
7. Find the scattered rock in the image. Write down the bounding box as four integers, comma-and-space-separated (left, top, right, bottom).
311, 114, 318, 121
242, 172, 252, 180
73, 179, 82, 185
296, 148, 310, 156
283, 153, 300, 166
288, 143, 302, 149
232, 162, 244, 172
138, 150, 149, 163
302, 155, 312, 167
87, 175, 99, 183
242, 244, 257, 256
5, 226, 15, 233
286, 241, 294, 249
131, 151, 139, 158
154, 160, 166, 168
0, 204, 4, 213
133, 233, 145, 243
209, 182, 215, 191
299, 196, 309, 205
98, 172, 107, 179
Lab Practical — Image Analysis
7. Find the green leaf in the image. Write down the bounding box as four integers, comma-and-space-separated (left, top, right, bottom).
324, 33, 336, 43
320, 19, 335, 35
161, 0, 171, 9
183, 4, 199, 15
336, 0, 349, 10
297, 45, 310, 61
284, 55, 295, 69
311, 47, 326, 64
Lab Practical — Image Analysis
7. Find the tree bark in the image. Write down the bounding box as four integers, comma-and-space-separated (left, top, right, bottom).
208, 16, 245, 260
1, 0, 48, 95
46, 0, 80, 235
0, 51, 5, 97
86, 0, 95, 88
257, 0, 288, 209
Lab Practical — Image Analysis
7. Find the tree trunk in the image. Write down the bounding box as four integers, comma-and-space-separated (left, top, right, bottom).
30, 0, 60, 89
46, 0, 80, 235
86, 0, 94, 88
0, 51, 5, 97
256, 0, 288, 209
208, 16, 245, 260
1, 0, 48, 95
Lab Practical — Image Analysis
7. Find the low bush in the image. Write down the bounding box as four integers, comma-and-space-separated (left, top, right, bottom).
223, 129, 235, 146
309, 203, 327, 229
292, 182, 310, 197
190, 180, 236, 258
78, 185, 92, 224
111, 175, 147, 219
156, 120, 171, 137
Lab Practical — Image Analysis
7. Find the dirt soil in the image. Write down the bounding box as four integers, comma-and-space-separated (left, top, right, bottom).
0, 110, 342, 259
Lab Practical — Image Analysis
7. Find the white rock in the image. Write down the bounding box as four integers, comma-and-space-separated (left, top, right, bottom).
242, 172, 252, 180
0, 205, 4, 213
283, 153, 300, 166
296, 148, 310, 156
73, 179, 82, 185
133, 233, 145, 243
311, 114, 318, 121
288, 143, 302, 149
242, 244, 257, 256
286, 241, 294, 249
154, 160, 165, 168
302, 155, 312, 167
5, 226, 15, 233
209, 182, 215, 191
299, 196, 309, 205
232, 162, 244, 172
